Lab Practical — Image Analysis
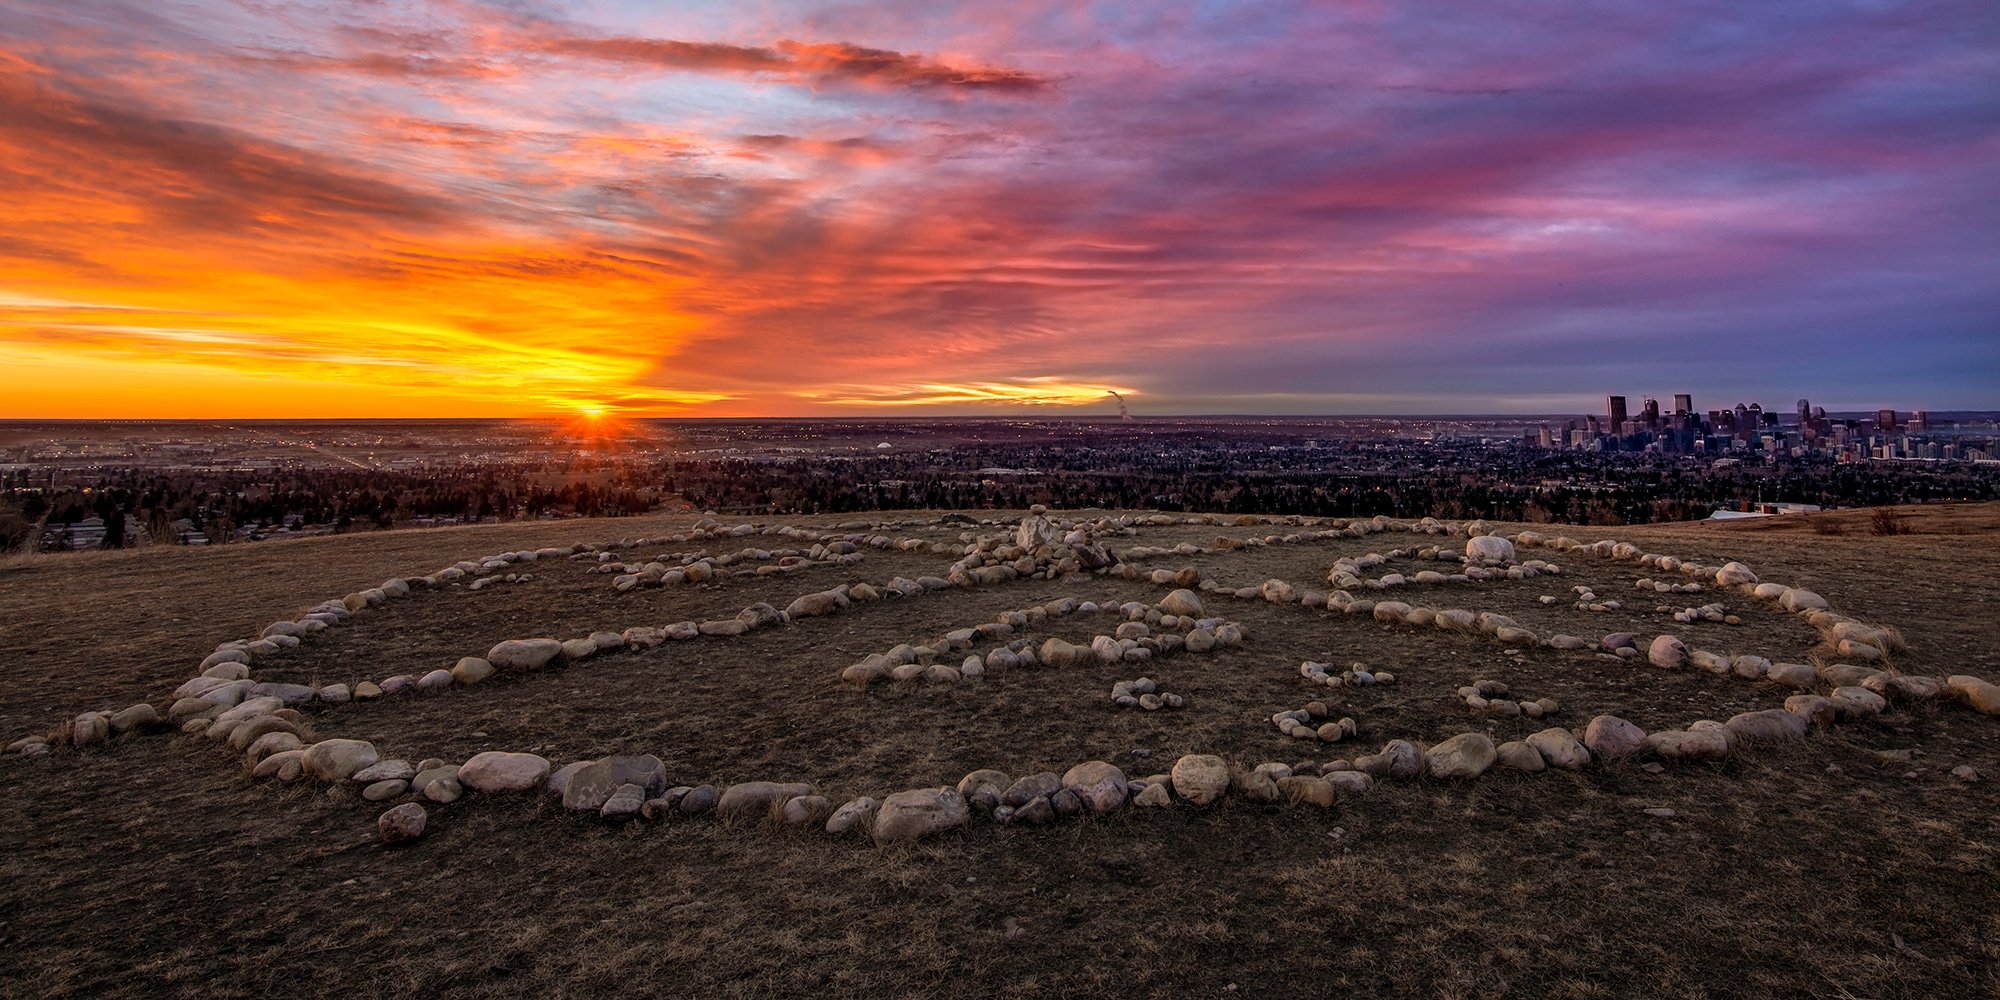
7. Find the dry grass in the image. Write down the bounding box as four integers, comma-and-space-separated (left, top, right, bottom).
2, 505, 1998, 998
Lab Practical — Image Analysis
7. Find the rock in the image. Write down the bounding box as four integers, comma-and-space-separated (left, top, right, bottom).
1495, 740, 1545, 771
1466, 535, 1516, 563
825, 797, 880, 835
251, 749, 305, 779
301, 739, 379, 781
1829, 686, 1888, 719
717, 781, 816, 824
1424, 733, 1496, 779
1132, 782, 1172, 807
679, 784, 719, 816
873, 787, 971, 844
1780, 589, 1829, 613
249, 682, 316, 705
486, 638, 563, 671
1170, 755, 1230, 806
451, 657, 495, 685
1952, 765, 1981, 783
424, 777, 463, 803
244, 731, 303, 763
227, 715, 299, 751
956, 769, 1012, 812
1328, 768, 1376, 792
1278, 775, 1336, 807
108, 703, 160, 733
601, 783, 646, 818
1159, 589, 1204, 616
353, 760, 416, 783
412, 765, 459, 795
1724, 709, 1809, 743
1060, 761, 1129, 813
1784, 695, 1838, 727
1766, 662, 1819, 688
362, 779, 409, 801
546, 761, 589, 797
1002, 772, 1062, 807
1947, 675, 2000, 715
1647, 729, 1732, 761
1039, 638, 1080, 669
1379, 739, 1422, 780
458, 751, 551, 793
415, 670, 452, 690
785, 591, 844, 618
1049, 788, 1084, 816
1715, 562, 1758, 586
378, 803, 426, 843
1648, 635, 1687, 669
317, 684, 351, 703
560, 638, 599, 659
1525, 728, 1591, 770
1583, 716, 1648, 757
564, 755, 668, 811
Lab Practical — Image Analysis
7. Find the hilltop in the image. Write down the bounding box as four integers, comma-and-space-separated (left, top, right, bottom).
2, 504, 1997, 999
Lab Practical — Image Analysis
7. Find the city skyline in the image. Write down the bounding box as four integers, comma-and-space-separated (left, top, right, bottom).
3, 1, 1996, 418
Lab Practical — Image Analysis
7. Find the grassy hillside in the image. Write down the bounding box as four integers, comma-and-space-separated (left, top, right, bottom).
2, 505, 1997, 998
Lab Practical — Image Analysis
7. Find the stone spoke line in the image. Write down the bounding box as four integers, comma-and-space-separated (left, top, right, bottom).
10, 509, 1999, 847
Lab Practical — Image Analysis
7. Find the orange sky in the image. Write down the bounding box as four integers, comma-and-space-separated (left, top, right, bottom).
3, 2, 1993, 417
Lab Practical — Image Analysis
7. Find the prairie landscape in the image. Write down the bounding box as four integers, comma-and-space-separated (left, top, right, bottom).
3, 504, 1997, 999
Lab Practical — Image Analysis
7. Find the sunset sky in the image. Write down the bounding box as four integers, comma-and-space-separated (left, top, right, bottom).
2, 0, 1995, 417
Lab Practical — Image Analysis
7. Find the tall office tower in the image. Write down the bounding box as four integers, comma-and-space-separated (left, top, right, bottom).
1641, 397, 1661, 428
1537, 425, 1553, 448
1607, 395, 1628, 432
1910, 410, 1930, 432
1734, 403, 1749, 429
1674, 394, 1693, 417
1877, 408, 1898, 431
1587, 415, 1602, 436
1796, 398, 1811, 425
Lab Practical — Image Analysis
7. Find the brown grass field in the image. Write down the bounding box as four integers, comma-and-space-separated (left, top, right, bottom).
2, 503, 1998, 999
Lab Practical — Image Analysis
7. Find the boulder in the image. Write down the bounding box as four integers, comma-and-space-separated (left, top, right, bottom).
785, 591, 843, 618
378, 803, 426, 844
108, 703, 160, 733
1060, 761, 1129, 813
873, 787, 971, 844
1002, 772, 1063, 807
450, 657, 495, 685
1766, 662, 1819, 689
1648, 635, 1687, 669
1424, 733, 1496, 779
1947, 675, 2000, 716
1647, 729, 1732, 761
458, 752, 551, 793
1784, 695, 1838, 727
1525, 728, 1591, 770
716, 781, 816, 824
1715, 562, 1758, 586
825, 797, 880, 836
1277, 775, 1335, 807
1159, 589, 1204, 616
955, 769, 1012, 812
1829, 686, 1887, 719
1466, 535, 1516, 563
1724, 709, 1809, 742
1170, 755, 1230, 806
1494, 740, 1545, 772
599, 783, 646, 819
1583, 716, 1648, 758
486, 639, 563, 671
563, 755, 668, 811
301, 739, 379, 781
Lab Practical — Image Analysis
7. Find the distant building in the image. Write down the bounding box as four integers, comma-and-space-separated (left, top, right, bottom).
1606, 395, 1628, 433
1673, 394, 1693, 417
1877, 408, 1898, 432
